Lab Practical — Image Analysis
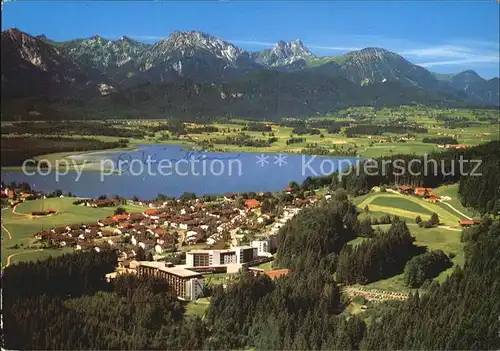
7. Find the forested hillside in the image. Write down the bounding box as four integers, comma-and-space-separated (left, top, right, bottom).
3, 193, 499, 350
302, 140, 500, 214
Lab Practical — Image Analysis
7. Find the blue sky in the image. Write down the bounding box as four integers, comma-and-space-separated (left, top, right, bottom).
2, 1, 499, 78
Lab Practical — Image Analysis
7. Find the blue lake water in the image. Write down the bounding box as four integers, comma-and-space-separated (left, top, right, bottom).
1, 145, 361, 199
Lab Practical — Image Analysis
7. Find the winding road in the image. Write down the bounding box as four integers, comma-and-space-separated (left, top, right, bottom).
4, 249, 44, 268
440, 201, 472, 220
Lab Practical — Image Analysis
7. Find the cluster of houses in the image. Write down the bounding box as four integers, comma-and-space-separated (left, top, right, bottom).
73, 198, 122, 207
397, 185, 483, 227
398, 185, 440, 203
32, 190, 319, 262
1, 186, 37, 207
436, 144, 467, 149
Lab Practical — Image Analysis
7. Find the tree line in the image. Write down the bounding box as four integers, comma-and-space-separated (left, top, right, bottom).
1, 136, 129, 166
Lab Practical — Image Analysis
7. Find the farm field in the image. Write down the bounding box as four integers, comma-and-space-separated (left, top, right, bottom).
1, 197, 147, 267
347, 183, 471, 294
369, 196, 433, 215
356, 191, 467, 226
2, 106, 498, 169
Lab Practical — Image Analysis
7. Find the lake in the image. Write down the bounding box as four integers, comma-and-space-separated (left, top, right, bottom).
1, 145, 361, 199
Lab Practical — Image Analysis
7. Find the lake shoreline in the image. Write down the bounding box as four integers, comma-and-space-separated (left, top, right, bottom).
1, 145, 361, 199
1, 142, 359, 172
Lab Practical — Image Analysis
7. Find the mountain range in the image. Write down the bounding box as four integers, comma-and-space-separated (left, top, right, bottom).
1, 28, 498, 120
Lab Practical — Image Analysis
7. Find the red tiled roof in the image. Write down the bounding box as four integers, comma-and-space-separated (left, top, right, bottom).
414, 188, 433, 196
111, 214, 129, 222
459, 220, 475, 225
154, 228, 167, 235
264, 269, 290, 279
245, 199, 261, 209
120, 222, 133, 229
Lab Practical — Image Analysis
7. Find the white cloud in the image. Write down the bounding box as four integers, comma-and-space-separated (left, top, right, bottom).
399, 43, 499, 68
400, 45, 474, 58
418, 56, 500, 67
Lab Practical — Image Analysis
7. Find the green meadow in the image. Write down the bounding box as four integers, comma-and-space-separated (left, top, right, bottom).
356, 192, 466, 226
1, 197, 146, 267
2, 106, 497, 168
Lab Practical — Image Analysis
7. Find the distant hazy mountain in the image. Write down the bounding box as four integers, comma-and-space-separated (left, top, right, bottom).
436, 70, 499, 106
251, 40, 313, 67
1, 28, 498, 115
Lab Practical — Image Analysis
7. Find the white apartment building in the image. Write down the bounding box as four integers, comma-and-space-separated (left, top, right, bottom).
251, 235, 278, 255
186, 246, 257, 268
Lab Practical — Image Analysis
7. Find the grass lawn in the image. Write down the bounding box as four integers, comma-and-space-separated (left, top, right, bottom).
256, 260, 274, 271
1, 197, 146, 267
370, 196, 433, 215
204, 273, 233, 286
185, 297, 211, 317
356, 193, 462, 226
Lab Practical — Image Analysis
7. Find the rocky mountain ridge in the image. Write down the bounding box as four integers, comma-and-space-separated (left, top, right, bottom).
2, 28, 499, 107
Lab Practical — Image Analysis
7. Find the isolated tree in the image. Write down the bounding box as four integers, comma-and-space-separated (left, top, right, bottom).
261, 199, 273, 213
485, 200, 494, 214
114, 207, 127, 215
428, 213, 439, 227
334, 188, 348, 202
415, 215, 422, 224
136, 247, 146, 261
364, 205, 370, 212
359, 219, 374, 237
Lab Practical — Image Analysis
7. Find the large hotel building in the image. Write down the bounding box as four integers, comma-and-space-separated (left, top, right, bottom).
186, 246, 258, 268
136, 261, 204, 301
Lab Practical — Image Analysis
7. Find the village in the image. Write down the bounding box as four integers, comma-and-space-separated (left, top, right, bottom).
1, 180, 484, 306
2, 185, 321, 301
